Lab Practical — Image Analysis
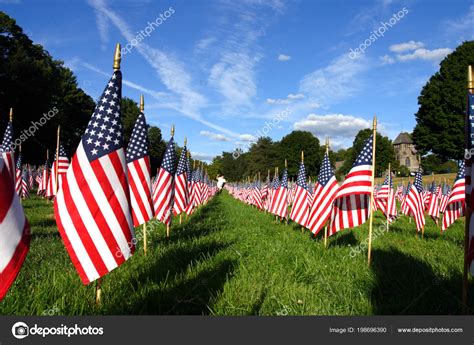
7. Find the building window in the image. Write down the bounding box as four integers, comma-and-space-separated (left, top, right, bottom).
405, 157, 410, 167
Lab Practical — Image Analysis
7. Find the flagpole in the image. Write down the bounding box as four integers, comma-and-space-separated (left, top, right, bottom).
285, 159, 288, 225
386, 162, 391, 232
463, 65, 473, 313
54, 126, 61, 195
138, 94, 149, 256
367, 116, 377, 266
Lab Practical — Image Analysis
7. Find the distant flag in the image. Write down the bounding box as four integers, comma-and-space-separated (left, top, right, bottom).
306, 152, 339, 235
439, 184, 450, 213
46, 145, 70, 198
427, 181, 440, 224
0, 109, 15, 181
0, 156, 30, 301
54, 51, 135, 285
173, 143, 189, 215
185, 168, 197, 215
269, 170, 281, 214
376, 174, 397, 223
274, 166, 289, 219
442, 162, 465, 231
405, 170, 426, 232
252, 178, 264, 210
153, 135, 177, 225
21, 168, 29, 199
38, 154, 49, 195
330, 135, 374, 235
15, 153, 22, 196
126, 111, 153, 227
290, 155, 310, 226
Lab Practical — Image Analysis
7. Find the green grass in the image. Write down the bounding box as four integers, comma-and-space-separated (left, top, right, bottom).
1, 191, 472, 315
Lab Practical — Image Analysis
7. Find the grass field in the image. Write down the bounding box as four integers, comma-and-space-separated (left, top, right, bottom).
1, 191, 472, 315
374, 172, 457, 186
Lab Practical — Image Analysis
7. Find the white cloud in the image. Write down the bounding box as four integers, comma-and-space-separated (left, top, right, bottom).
200, 130, 230, 141
278, 54, 291, 61
239, 134, 257, 142
287, 93, 304, 100
396, 48, 452, 62
266, 98, 290, 105
444, 5, 474, 42
380, 54, 395, 65
299, 53, 367, 107
191, 152, 215, 162
389, 41, 424, 53
195, 37, 216, 53
293, 113, 372, 148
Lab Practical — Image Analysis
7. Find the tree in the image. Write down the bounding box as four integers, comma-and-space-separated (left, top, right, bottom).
121, 97, 141, 143
339, 129, 397, 177
278, 130, 321, 179
0, 12, 95, 163
412, 41, 474, 160
244, 137, 278, 177
148, 126, 167, 174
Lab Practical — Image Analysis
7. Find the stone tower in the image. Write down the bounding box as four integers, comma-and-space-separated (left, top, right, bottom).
393, 132, 420, 172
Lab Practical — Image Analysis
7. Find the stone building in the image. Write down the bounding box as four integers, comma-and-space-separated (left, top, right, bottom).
393, 132, 420, 172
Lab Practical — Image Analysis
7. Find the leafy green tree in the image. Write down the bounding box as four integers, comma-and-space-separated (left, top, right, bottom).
339, 129, 397, 177
148, 126, 166, 174
278, 130, 321, 179
121, 97, 141, 143
412, 41, 474, 160
244, 137, 278, 177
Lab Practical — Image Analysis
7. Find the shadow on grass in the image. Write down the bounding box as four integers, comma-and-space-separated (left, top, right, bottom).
126, 258, 236, 315
370, 247, 474, 314
328, 231, 359, 248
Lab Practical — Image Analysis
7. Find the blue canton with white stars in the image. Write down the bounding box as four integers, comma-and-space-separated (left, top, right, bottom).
176, 146, 188, 176
126, 112, 149, 163
16, 154, 22, 169
1, 122, 13, 152
280, 168, 288, 189
413, 170, 423, 193
161, 138, 177, 175
352, 134, 373, 167
272, 174, 280, 189
186, 154, 192, 182
456, 161, 465, 180
55, 145, 68, 160
318, 153, 335, 186
296, 162, 308, 190
83, 71, 123, 161
430, 181, 437, 194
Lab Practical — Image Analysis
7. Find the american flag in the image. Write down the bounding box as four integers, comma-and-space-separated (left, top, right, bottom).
467, 91, 474, 276
126, 112, 153, 227
442, 161, 465, 231
330, 135, 373, 235
273, 168, 288, 218
269, 173, 281, 214
405, 170, 426, 232
185, 168, 197, 215
0, 156, 30, 301
38, 157, 49, 195
306, 152, 339, 235
0, 119, 15, 181
252, 179, 264, 209
173, 146, 189, 215
439, 184, 451, 213
376, 175, 397, 223
54, 70, 135, 285
46, 145, 70, 198
15, 153, 22, 196
21, 168, 29, 199
290, 160, 310, 226
427, 181, 440, 223
153, 137, 176, 225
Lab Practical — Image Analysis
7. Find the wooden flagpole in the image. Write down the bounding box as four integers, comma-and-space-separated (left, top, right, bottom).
96, 43, 122, 305
386, 162, 391, 232
54, 126, 61, 195
367, 116, 377, 266
463, 65, 473, 313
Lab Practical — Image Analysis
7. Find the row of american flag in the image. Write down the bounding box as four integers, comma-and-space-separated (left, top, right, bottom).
227, 133, 470, 262
0, 62, 216, 300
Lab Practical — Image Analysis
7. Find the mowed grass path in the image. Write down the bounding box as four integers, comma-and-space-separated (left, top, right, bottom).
1, 191, 472, 315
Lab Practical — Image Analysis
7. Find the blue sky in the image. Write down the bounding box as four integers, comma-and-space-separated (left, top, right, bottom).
2, 0, 473, 161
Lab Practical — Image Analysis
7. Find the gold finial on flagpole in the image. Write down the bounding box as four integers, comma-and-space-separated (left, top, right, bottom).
171, 124, 175, 137
139, 94, 144, 112
19, 144, 21, 153
9, 108, 13, 122
184, 137, 187, 146
326, 138, 329, 154
285, 159, 287, 168
301, 151, 304, 163
113, 43, 121, 70
468, 65, 473, 91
